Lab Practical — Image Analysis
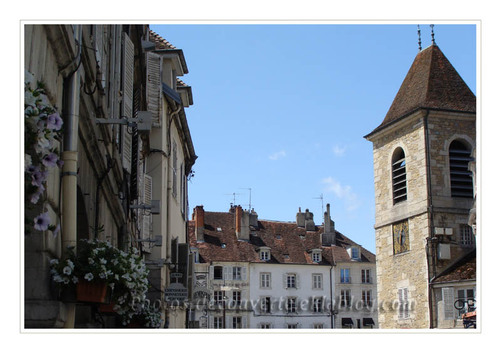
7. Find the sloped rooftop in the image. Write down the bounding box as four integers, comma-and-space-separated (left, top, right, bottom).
188, 208, 375, 266
366, 44, 476, 138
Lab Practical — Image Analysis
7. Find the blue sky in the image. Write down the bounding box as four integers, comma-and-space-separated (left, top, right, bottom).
150, 23, 476, 253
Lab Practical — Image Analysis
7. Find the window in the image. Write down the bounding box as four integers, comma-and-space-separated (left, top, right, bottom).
232, 316, 242, 329
232, 291, 241, 306
260, 272, 271, 288
286, 297, 297, 313
213, 266, 223, 280
456, 288, 475, 319
398, 288, 410, 319
233, 267, 242, 280
260, 323, 271, 329
286, 274, 297, 288
261, 296, 271, 313
259, 248, 270, 261
340, 268, 350, 283
313, 323, 324, 329
460, 224, 475, 246
362, 290, 372, 307
393, 220, 410, 254
449, 140, 473, 198
312, 250, 321, 263
341, 290, 351, 307
392, 148, 407, 204
349, 247, 360, 260
213, 317, 224, 329
361, 269, 371, 284
312, 274, 323, 289
213, 291, 223, 305
313, 297, 323, 313
287, 323, 298, 329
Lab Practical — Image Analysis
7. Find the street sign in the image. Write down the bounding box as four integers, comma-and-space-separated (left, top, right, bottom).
165, 282, 188, 303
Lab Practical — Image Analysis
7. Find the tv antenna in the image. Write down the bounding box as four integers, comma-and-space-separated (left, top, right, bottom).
240, 187, 252, 210
313, 193, 324, 215
224, 192, 241, 206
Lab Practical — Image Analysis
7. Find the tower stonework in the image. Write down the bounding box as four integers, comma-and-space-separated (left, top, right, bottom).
365, 44, 476, 329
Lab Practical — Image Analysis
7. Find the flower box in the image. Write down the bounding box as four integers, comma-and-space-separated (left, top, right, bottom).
76, 280, 108, 303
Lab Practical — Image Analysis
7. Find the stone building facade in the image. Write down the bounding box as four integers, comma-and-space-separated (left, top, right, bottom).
365, 43, 476, 328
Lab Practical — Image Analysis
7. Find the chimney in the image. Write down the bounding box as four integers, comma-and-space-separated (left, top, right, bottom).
235, 205, 250, 240
322, 203, 336, 246
194, 205, 205, 242
304, 209, 315, 231
296, 207, 306, 227
249, 208, 259, 228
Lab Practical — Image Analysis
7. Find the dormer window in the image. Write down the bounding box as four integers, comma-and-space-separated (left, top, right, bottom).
348, 246, 360, 261
258, 247, 271, 261
311, 249, 322, 263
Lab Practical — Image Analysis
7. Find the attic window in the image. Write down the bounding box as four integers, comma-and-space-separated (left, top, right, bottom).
311, 249, 322, 263
392, 148, 407, 204
221, 243, 226, 249
258, 247, 271, 261
284, 254, 290, 259
276, 235, 282, 239
217, 227, 222, 232
348, 246, 360, 261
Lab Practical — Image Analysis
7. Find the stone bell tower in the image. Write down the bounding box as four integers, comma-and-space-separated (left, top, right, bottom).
364, 41, 476, 328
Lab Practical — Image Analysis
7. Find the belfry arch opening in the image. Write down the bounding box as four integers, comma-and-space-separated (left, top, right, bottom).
392, 148, 407, 204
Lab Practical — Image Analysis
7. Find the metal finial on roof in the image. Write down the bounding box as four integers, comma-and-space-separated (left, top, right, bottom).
430, 24, 436, 45
417, 25, 422, 51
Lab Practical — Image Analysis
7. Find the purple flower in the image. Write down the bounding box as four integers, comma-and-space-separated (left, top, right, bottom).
42, 153, 59, 168
57, 159, 64, 168
47, 113, 63, 131
30, 185, 44, 204
34, 212, 51, 231
31, 168, 48, 187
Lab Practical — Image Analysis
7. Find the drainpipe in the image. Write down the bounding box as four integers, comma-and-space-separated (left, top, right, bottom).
423, 109, 436, 328
329, 247, 336, 328
61, 24, 82, 328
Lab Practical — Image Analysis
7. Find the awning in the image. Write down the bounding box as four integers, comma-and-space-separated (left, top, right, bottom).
363, 318, 375, 326
341, 318, 354, 327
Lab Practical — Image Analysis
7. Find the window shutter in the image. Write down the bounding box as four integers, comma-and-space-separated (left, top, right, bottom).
146, 52, 162, 126
142, 174, 152, 240
398, 289, 404, 319
296, 274, 300, 289
223, 266, 231, 281
121, 32, 134, 172
209, 266, 214, 280
241, 267, 247, 281
242, 316, 247, 328
442, 287, 455, 320
283, 273, 287, 288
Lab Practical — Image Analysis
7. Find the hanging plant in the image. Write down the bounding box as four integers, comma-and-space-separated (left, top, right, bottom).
24, 70, 64, 235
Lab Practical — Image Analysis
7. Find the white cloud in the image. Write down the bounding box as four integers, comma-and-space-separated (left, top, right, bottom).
269, 150, 286, 160
332, 144, 346, 157
322, 176, 361, 211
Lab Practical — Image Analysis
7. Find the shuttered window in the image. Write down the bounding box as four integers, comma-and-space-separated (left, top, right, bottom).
449, 140, 474, 198
121, 32, 134, 172
442, 287, 455, 320
398, 288, 409, 319
392, 148, 407, 204
146, 52, 162, 126
141, 174, 152, 240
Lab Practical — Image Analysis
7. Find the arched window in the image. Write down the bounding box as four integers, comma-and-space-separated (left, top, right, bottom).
392, 148, 407, 204
449, 140, 473, 198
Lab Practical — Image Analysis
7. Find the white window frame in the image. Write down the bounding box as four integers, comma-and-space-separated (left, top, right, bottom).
213, 290, 223, 305
260, 323, 271, 329
312, 250, 321, 263
313, 297, 323, 313
213, 316, 223, 329
259, 249, 270, 261
361, 269, 371, 284
286, 273, 297, 289
340, 268, 350, 283
233, 266, 242, 280
260, 296, 272, 313
286, 297, 297, 313
313, 323, 324, 329
341, 289, 351, 307
312, 273, 323, 289
287, 323, 298, 329
260, 272, 271, 289
362, 290, 372, 307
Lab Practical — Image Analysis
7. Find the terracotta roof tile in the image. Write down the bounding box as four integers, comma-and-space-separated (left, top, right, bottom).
188, 209, 376, 265
149, 30, 177, 50
432, 248, 476, 283
366, 44, 476, 137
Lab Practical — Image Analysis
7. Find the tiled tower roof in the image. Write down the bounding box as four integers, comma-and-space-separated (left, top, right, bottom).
366, 44, 476, 137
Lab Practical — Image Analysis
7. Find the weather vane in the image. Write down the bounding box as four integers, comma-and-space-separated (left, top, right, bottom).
430, 24, 435, 45
417, 25, 422, 51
